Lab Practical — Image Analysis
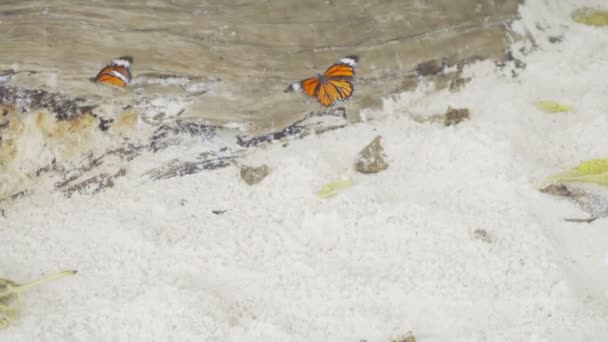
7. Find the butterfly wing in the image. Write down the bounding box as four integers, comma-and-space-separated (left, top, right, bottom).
286, 55, 359, 107
323, 56, 358, 79
327, 78, 353, 100
317, 82, 336, 107
316, 56, 358, 106
285, 77, 320, 96
301, 77, 320, 97
110, 56, 133, 81
316, 79, 354, 107
94, 56, 133, 88
95, 66, 129, 88
96, 71, 127, 88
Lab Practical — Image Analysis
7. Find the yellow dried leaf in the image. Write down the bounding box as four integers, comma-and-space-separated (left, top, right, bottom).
0, 270, 77, 329
572, 8, 608, 27
545, 159, 608, 186
535, 100, 572, 113
575, 159, 608, 175
318, 176, 353, 198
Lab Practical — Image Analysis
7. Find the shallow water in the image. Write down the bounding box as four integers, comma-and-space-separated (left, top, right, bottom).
0, 0, 517, 130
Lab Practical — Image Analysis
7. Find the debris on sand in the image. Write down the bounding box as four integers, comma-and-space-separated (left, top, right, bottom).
0, 85, 94, 121
236, 109, 347, 148
240, 164, 270, 185
1, 270, 77, 329
408, 106, 470, 127
572, 8, 608, 27
354, 135, 389, 174
318, 173, 353, 198
544, 158, 608, 186
535, 100, 572, 113
62, 168, 127, 198
540, 183, 606, 223
392, 332, 417, 342
473, 228, 492, 243
539, 159, 608, 221
444, 106, 470, 126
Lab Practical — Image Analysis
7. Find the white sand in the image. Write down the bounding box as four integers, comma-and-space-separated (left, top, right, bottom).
2, 1, 608, 341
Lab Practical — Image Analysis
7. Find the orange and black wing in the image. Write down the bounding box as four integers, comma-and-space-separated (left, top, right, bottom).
285, 55, 359, 107
95, 66, 129, 88
94, 56, 133, 89
319, 79, 354, 106
301, 77, 320, 97
322, 55, 358, 79
316, 56, 358, 106
285, 77, 320, 97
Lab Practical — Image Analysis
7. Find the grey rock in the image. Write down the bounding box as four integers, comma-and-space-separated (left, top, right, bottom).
444, 106, 470, 126
473, 229, 492, 243
540, 183, 608, 223
240, 164, 270, 185
355, 135, 389, 174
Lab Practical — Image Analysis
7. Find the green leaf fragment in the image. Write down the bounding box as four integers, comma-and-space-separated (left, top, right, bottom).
575, 159, 608, 175
535, 100, 572, 113
572, 8, 608, 27
545, 159, 608, 186
318, 176, 353, 198
0, 270, 77, 329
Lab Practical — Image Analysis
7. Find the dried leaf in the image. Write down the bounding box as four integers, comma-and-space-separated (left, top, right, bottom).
572, 8, 608, 27
0, 270, 77, 329
535, 100, 572, 113
545, 159, 608, 186
318, 175, 353, 198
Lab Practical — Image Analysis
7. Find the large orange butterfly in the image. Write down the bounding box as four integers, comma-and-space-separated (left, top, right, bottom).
94, 56, 133, 89
285, 55, 359, 107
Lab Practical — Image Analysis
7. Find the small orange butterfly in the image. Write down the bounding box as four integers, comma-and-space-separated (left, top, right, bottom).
285, 55, 359, 107
94, 56, 133, 89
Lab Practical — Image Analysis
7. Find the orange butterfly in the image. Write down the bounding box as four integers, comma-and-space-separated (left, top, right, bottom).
285, 55, 359, 107
94, 56, 133, 89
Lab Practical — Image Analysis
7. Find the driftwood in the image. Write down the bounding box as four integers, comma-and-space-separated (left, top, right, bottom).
0, 0, 521, 211
0, 0, 519, 126
0, 85, 94, 121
